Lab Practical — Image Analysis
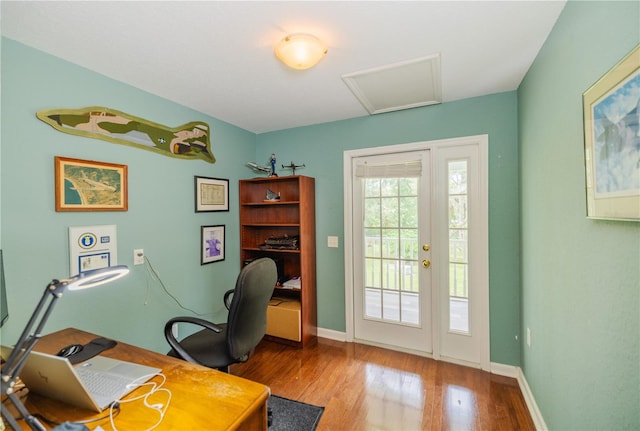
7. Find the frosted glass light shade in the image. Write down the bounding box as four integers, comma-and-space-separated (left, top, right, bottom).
275, 33, 327, 70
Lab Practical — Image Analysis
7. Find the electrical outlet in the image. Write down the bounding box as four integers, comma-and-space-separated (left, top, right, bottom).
328, 236, 339, 248
526, 327, 531, 347
134, 249, 144, 265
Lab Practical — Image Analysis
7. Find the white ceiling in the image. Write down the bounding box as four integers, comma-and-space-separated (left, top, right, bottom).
1, 1, 566, 134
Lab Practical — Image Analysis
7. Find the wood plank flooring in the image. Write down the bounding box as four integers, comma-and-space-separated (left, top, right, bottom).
231, 338, 536, 431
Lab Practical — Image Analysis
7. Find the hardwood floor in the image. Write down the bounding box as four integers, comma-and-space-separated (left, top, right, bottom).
231, 338, 535, 431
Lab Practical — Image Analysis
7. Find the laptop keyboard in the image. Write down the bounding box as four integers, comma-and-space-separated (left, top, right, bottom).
75, 366, 129, 397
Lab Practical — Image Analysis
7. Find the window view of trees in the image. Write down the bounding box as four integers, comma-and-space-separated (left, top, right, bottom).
363, 177, 419, 325
448, 160, 469, 333
361, 165, 470, 330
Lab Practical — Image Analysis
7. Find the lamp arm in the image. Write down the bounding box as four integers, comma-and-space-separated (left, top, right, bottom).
1, 401, 26, 431
2, 280, 62, 378
2, 393, 46, 431
1, 280, 63, 431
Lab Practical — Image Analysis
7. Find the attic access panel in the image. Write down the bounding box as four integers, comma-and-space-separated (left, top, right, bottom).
342, 53, 442, 115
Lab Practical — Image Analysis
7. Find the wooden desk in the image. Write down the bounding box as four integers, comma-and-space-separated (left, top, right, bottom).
12, 328, 269, 430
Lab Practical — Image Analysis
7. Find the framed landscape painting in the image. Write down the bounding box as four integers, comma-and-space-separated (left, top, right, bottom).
55, 156, 128, 212
583, 45, 640, 221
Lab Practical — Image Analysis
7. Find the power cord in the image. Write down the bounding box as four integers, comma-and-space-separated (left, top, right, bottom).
12, 374, 172, 431
110, 372, 172, 431
143, 256, 208, 316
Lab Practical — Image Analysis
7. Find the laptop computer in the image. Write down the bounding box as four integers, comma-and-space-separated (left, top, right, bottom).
1, 346, 161, 412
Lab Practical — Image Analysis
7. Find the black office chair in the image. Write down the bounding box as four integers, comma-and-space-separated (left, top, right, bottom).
164, 257, 277, 373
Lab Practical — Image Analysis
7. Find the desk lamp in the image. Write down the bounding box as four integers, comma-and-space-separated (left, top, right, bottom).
0, 265, 129, 431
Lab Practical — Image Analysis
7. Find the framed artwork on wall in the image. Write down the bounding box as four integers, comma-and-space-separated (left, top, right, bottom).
54, 156, 128, 212
201, 225, 225, 264
583, 45, 640, 221
195, 176, 229, 212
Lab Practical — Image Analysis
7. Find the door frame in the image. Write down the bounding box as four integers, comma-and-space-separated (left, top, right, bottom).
343, 135, 490, 370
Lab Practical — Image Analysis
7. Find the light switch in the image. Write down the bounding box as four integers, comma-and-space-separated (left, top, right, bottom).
327, 236, 339, 248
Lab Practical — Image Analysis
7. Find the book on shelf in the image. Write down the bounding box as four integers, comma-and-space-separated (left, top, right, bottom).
281, 276, 301, 289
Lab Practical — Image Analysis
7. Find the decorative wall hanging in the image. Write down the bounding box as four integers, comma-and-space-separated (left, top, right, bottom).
37, 107, 214, 163
55, 156, 128, 212
195, 176, 229, 212
201, 225, 225, 264
583, 45, 640, 221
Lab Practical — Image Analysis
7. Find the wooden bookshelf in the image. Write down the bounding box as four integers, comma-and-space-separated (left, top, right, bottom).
239, 175, 316, 347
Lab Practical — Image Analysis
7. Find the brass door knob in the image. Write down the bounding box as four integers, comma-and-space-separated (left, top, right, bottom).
422, 244, 430, 251
422, 259, 431, 268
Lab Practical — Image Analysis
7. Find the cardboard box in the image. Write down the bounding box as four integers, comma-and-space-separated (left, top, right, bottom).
266, 298, 301, 341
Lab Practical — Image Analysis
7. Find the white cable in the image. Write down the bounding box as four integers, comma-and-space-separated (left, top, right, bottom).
109, 372, 172, 431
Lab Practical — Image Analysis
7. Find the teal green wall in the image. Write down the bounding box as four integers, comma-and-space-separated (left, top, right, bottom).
0, 38, 256, 353
256, 92, 522, 366
519, 1, 639, 430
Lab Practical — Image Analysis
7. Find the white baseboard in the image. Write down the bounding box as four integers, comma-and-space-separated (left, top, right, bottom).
516, 367, 548, 431
490, 362, 546, 430
490, 361, 520, 378
317, 327, 347, 342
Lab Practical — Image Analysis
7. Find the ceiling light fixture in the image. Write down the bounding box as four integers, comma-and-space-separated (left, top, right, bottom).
275, 33, 327, 70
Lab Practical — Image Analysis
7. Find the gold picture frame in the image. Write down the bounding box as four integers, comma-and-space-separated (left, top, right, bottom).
55, 156, 128, 212
583, 45, 640, 221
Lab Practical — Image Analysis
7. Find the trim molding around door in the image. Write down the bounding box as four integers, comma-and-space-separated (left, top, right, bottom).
343, 134, 490, 370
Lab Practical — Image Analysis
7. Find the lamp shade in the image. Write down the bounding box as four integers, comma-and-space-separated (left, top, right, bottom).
275, 33, 327, 70
65, 265, 130, 291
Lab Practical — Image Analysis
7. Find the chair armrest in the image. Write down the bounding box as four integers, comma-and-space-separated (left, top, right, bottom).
164, 317, 223, 364
223, 289, 234, 310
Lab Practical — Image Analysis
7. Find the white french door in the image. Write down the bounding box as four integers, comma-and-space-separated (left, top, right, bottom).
344, 136, 489, 370
351, 150, 432, 354
435, 143, 489, 367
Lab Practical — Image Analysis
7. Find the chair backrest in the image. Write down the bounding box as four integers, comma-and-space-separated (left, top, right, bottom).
226, 258, 277, 360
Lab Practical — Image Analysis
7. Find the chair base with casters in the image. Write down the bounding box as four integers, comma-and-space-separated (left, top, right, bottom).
164, 258, 277, 373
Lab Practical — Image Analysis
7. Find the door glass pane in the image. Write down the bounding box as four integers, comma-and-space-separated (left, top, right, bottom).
381, 178, 397, 196
382, 259, 399, 290
400, 260, 419, 292
363, 177, 420, 326
365, 257, 381, 288
381, 229, 399, 258
382, 290, 400, 321
400, 292, 419, 325
365, 199, 381, 227
400, 229, 418, 260
365, 288, 382, 319
365, 178, 381, 197
399, 196, 418, 227
448, 160, 469, 333
381, 198, 399, 227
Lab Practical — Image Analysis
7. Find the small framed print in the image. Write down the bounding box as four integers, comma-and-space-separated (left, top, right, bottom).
195, 176, 229, 212
55, 156, 128, 212
201, 225, 225, 264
